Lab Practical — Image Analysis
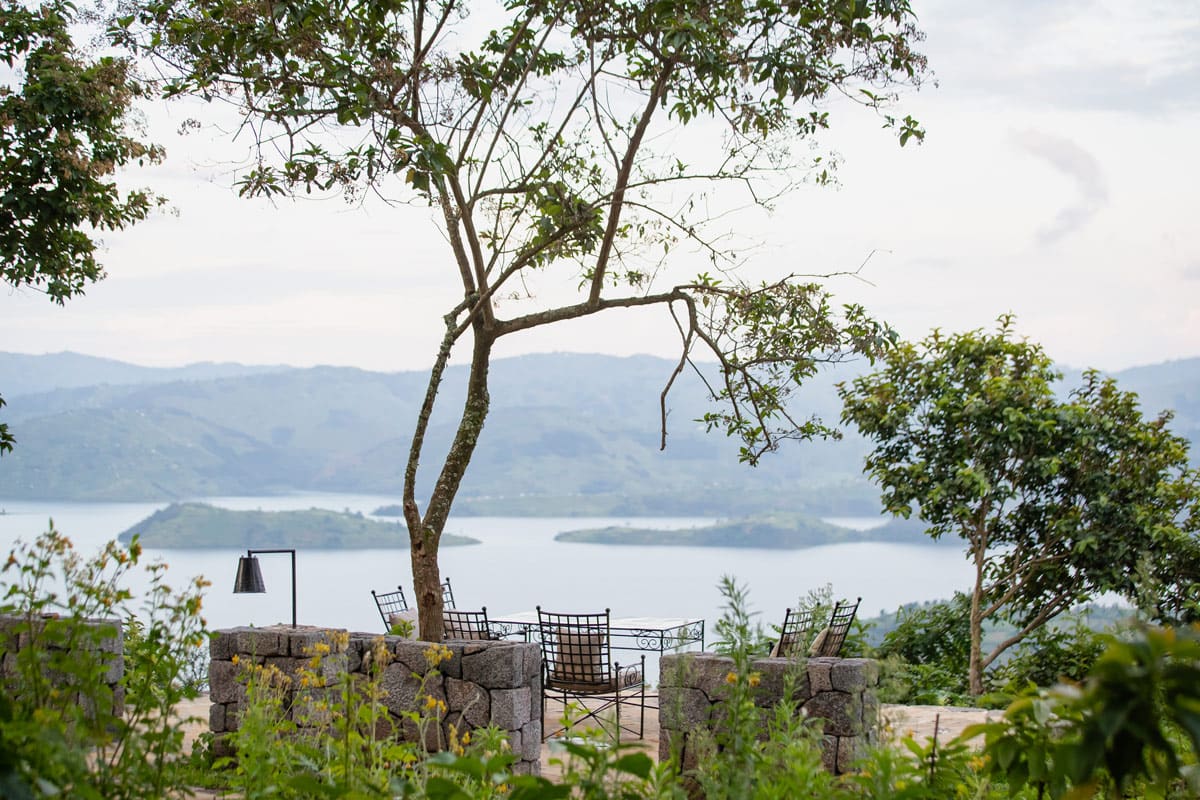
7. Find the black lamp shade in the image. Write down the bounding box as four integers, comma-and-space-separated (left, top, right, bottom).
233, 556, 266, 593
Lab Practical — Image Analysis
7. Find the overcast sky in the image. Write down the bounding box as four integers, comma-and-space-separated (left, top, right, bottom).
2, 0, 1197, 374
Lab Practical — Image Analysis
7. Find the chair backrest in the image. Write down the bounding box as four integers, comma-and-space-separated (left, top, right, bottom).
774, 607, 816, 658
443, 606, 491, 641
441, 578, 456, 610
371, 586, 409, 630
536, 607, 612, 690
813, 597, 861, 658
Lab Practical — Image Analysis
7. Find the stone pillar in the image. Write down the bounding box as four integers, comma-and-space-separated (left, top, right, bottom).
658, 653, 879, 775
0, 613, 125, 718
208, 626, 542, 775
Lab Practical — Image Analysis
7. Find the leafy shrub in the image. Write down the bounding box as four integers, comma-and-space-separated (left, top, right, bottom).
0, 524, 209, 798
989, 615, 1107, 699
875, 594, 972, 704
966, 623, 1200, 799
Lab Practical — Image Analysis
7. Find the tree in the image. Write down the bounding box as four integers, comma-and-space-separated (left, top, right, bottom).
0, 0, 164, 453
839, 315, 1200, 696
121, 0, 928, 639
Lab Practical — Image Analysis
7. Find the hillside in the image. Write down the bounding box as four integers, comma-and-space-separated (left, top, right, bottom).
554, 514, 942, 549
1, 351, 1196, 511
117, 503, 480, 549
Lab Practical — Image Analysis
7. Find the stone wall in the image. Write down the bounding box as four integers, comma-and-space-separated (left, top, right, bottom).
0, 613, 125, 718
658, 653, 879, 774
208, 626, 543, 775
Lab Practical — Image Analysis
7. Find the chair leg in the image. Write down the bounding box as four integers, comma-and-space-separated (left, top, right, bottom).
638, 655, 646, 738
614, 689, 621, 745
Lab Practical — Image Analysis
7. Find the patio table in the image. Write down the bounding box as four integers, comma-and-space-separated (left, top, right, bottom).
488, 611, 705, 653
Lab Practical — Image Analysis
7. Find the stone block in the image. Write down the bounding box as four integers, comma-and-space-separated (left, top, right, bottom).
462, 642, 527, 689
750, 657, 808, 705
101, 649, 124, 687
688, 654, 740, 701
210, 631, 239, 661
211, 734, 235, 759
658, 686, 711, 732
293, 687, 335, 728
821, 734, 838, 773
830, 659, 878, 693
236, 628, 287, 658
520, 719, 541, 761
209, 659, 245, 705
803, 691, 860, 737
807, 659, 834, 693
209, 702, 227, 733
392, 640, 436, 676
837, 734, 864, 774
490, 687, 532, 730
658, 653, 693, 689
289, 627, 348, 658
521, 645, 541, 686
446, 678, 490, 727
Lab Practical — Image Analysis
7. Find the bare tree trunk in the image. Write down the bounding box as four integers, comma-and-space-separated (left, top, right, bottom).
409, 331, 494, 641
968, 535, 986, 698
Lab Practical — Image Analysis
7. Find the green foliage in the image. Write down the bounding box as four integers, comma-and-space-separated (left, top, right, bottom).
990, 616, 1107, 700
1, 0, 164, 301
117, 502, 480, 549
966, 623, 1200, 799
874, 594, 972, 704
0, 525, 209, 798
840, 314, 1200, 695
0, 394, 12, 456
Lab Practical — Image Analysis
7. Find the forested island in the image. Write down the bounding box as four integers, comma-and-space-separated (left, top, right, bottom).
554, 514, 944, 549
118, 503, 480, 549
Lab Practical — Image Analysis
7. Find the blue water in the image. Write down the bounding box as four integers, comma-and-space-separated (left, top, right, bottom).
0, 493, 970, 654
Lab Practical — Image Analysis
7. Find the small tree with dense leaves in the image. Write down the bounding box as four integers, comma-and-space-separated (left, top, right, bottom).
840, 315, 1200, 696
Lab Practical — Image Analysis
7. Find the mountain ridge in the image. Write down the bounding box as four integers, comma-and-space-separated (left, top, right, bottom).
2, 350, 1195, 508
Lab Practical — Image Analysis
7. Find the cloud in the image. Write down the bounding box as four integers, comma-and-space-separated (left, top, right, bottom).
1009, 130, 1109, 244
924, 0, 1200, 114
1183, 262, 1200, 281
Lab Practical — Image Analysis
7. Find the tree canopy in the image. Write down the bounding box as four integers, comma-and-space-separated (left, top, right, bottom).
0, 0, 164, 454
121, 0, 929, 638
840, 315, 1200, 696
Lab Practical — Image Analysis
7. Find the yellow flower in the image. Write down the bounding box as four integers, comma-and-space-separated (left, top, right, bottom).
231, 654, 240, 666
748, 672, 761, 687
724, 671, 738, 685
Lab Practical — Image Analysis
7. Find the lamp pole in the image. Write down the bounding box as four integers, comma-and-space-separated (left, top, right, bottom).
240, 548, 297, 628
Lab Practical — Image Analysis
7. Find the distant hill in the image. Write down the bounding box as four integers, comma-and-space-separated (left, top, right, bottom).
117, 503, 480, 549
1, 350, 1196, 512
0, 351, 288, 397
554, 514, 941, 549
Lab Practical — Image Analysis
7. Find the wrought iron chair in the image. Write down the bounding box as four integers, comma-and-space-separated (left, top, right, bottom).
771, 606, 816, 658
772, 597, 861, 658
442, 606, 496, 641
536, 607, 645, 742
371, 586, 410, 631
811, 597, 861, 657
442, 578, 456, 610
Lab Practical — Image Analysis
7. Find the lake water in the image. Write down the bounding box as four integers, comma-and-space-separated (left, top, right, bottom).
0, 493, 971, 648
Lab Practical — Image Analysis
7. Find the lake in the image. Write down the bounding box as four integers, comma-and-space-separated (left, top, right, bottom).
0, 493, 971, 649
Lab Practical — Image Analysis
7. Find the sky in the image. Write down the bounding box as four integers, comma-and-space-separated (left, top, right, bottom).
2, 0, 1198, 374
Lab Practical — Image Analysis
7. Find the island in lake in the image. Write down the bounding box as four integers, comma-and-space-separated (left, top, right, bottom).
554, 514, 943, 549
119, 503, 480, 549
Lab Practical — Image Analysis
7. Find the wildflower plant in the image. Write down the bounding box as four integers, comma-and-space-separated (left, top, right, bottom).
0, 524, 209, 799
